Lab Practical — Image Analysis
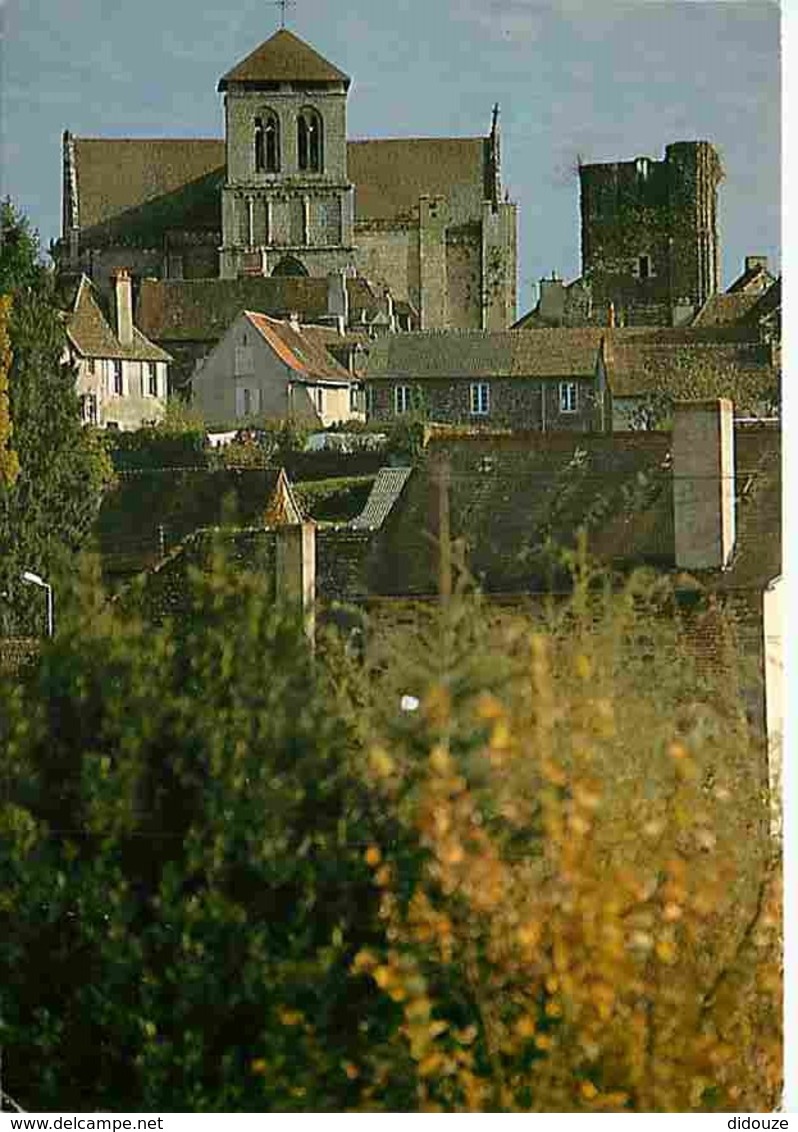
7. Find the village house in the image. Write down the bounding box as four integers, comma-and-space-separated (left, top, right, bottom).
363, 328, 609, 431
190, 309, 365, 428
64, 268, 170, 429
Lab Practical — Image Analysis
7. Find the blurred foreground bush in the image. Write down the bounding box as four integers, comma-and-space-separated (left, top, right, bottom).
0, 557, 781, 1111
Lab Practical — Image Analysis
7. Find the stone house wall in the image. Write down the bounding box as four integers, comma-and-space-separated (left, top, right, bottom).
366, 376, 600, 430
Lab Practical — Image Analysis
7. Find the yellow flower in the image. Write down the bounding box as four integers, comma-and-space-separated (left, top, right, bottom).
344, 1062, 359, 1080
515, 1016, 537, 1039
277, 1007, 304, 1026
575, 653, 592, 679
428, 744, 453, 775
475, 692, 505, 721
364, 845, 382, 867
489, 720, 512, 751
655, 939, 677, 964
368, 747, 395, 779
251, 1058, 267, 1075
580, 1081, 598, 1100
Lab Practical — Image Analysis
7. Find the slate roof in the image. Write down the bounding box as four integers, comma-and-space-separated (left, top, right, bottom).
365, 329, 606, 380
348, 137, 486, 222
351, 466, 413, 530
68, 135, 488, 237
727, 261, 775, 294
71, 137, 225, 232
218, 29, 350, 90
372, 422, 781, 596
67, 276, 171, 362
243, 311, 353, 384
96, 467, 288, 577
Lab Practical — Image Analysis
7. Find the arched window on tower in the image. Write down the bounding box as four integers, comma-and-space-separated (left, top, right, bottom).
297, 108, 323, 172
254, 111, 280, 173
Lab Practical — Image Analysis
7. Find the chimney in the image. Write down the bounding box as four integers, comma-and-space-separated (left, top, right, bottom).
673, 399, 735, 570
327, 270, 349, 327
288, 311, 301, 332
383, 287, 396, 332
276, 521, 316, 646
745, 255, 768, 274
111, 268, 133, 347
538, 274, 566, 323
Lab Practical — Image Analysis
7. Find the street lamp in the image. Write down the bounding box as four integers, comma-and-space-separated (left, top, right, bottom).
21, 571, 54, 638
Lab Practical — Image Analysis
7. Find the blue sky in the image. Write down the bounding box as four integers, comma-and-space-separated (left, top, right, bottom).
0, 0, 780, 313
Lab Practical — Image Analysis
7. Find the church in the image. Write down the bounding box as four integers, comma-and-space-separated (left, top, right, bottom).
57, 27, 517, 333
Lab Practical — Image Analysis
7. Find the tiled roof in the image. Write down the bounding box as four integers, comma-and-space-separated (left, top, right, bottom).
263, 466, 304, 525
348, 138, 486, 222
602, 329, 773, 399
137, 277, 330, 341
717, 424, 781, 589
136, 276, 386, 343
244, 311, 353, 383
351, 466, 413, 530
67, 276, 171, 362
218, 29, 350, 90
365, 329, 606, 380
691, 292, 763, 327
739, 278, 781, 327
72, 138, 224, 231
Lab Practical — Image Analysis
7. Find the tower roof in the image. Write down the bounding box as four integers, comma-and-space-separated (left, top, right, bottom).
218, 28, 350, 91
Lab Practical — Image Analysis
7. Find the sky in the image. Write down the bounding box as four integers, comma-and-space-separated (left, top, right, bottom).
0, 0, 781, 314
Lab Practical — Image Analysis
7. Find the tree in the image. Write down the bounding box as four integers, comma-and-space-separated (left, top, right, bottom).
0, 201, 113, 634
348, 570, 781, 1111
0, 556, 386, 1111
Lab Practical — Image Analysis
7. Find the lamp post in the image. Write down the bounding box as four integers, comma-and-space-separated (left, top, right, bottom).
21, 571, 54, 638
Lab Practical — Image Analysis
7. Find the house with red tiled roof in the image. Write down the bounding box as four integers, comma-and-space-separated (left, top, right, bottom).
190, 310, 364, 428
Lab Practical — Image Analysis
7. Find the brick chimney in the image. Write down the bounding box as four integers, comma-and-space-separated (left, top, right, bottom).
673, 399, 735, 570
111, 268, 133, 347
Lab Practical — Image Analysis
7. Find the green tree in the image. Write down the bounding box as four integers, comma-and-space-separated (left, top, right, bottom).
0, 201, 113, 634
0, 558, 385, 1111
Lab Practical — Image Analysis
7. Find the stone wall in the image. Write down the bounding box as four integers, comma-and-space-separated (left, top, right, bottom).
366, 377, 600, 431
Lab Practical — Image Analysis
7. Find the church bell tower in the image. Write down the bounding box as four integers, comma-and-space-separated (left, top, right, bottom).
218, 28, 356, 280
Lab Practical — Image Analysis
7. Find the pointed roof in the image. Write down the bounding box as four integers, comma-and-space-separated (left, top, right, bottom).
66, 276, 171, 363
218, 29, 350, 91
243, 311, 352, 384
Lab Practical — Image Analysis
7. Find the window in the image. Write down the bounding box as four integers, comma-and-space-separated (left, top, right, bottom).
87, 358, 96, 376
254, 110, 280, 173
366, 386, 375, 417
112, 359, 123, 396
636, 157, 650, 180
235, 343, 254, 376
350, 384, 361, 413
297, 108, 323, 172
315, 387, 324, 414
80, 393, 98, 425
394, 385, 411, 415
147, 362, 158, 397
559, 382, 578, 413
470, 381, 490, 416
637, 254, 652, 280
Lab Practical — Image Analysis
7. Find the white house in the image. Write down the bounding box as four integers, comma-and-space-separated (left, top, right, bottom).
66, 270, 170, 430
191, 310, 365, 428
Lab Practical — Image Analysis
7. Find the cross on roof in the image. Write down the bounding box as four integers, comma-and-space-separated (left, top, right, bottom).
270, 0, 296, 27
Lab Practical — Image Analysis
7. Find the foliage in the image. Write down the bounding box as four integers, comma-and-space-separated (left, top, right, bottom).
0, 202, 114, 634
0, 293, 20, 486
0, 199, 41, 294
0, 554, 781, 1111
0, 556, 384, 1112
348, 568, 780, 1111
294, 475, 375, 522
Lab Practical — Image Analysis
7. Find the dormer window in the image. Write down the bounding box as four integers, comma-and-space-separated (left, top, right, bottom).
254, 111, 280, 173
298, 108, 323, 172
636, 157, 650, 180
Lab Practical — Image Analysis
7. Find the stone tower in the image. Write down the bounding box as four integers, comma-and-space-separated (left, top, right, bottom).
579, 140, 723, 326
218, 29, 356, 280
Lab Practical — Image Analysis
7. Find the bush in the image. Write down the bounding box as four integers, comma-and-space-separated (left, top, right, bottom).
0, 557, 781, 1111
